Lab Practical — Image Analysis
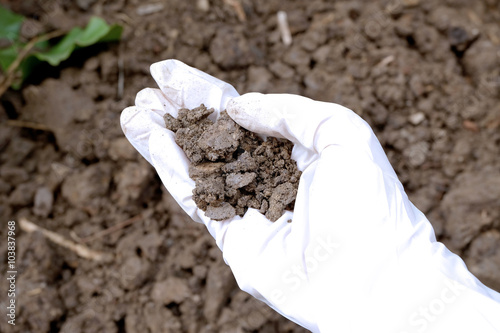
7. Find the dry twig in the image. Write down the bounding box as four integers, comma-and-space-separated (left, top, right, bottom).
6, 119, 51, 131
79, 214, 143, 243
117, 45, 124, 100
277, 11, 292, 46
19, 217, 113, 262
224, 0, 246, 22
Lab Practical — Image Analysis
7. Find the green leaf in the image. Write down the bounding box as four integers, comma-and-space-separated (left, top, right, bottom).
33, 27, 82, 66
0, 15, 122, 91
94, 23, 123, 43
0, 5, 25, 41
77, 17, 120, 46
0, 44, 18, 71
32, 16, 122, 66
19, 54, 41, 81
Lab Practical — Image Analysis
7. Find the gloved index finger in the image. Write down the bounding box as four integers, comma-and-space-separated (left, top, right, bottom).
227, 93, 375, 154
150, 59, 239, 112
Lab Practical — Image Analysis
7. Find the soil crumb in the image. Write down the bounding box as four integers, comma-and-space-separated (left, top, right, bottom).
164, 104, 301, 221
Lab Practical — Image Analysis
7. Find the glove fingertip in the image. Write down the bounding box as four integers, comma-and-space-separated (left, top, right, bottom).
120, 106, 136, 135
135, 87, 173, 114
226, 93, 277, 135
148, 129, 202, 221
120, 106, 154, 164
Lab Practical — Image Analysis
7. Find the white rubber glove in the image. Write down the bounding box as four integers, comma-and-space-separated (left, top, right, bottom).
121, 59, 500, 332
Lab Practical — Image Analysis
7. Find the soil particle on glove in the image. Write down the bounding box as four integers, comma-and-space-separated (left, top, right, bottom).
165, 104, 301, 221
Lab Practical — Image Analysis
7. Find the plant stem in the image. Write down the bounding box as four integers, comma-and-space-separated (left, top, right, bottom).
0, 29, 65, 98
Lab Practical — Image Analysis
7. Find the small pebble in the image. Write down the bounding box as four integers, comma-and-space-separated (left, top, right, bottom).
197, 0, 209, 11
409, 112, 425, 125
136, 3, 164, 16
34, 186, 54, 217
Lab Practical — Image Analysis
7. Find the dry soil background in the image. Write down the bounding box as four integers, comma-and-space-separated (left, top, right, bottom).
0, 0, 499, 332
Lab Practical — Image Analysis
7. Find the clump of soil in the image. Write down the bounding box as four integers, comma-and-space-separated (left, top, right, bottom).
164, 104, 301, 221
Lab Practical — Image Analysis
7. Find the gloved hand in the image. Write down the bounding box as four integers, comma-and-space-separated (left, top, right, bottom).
121, 59, 500, 332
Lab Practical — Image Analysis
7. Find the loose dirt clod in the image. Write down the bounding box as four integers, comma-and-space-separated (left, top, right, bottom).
165, 104, 301, 221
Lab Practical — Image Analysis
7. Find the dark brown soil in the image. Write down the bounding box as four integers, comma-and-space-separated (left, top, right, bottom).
165, 104, 300, 221
0, 0, 499, 332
